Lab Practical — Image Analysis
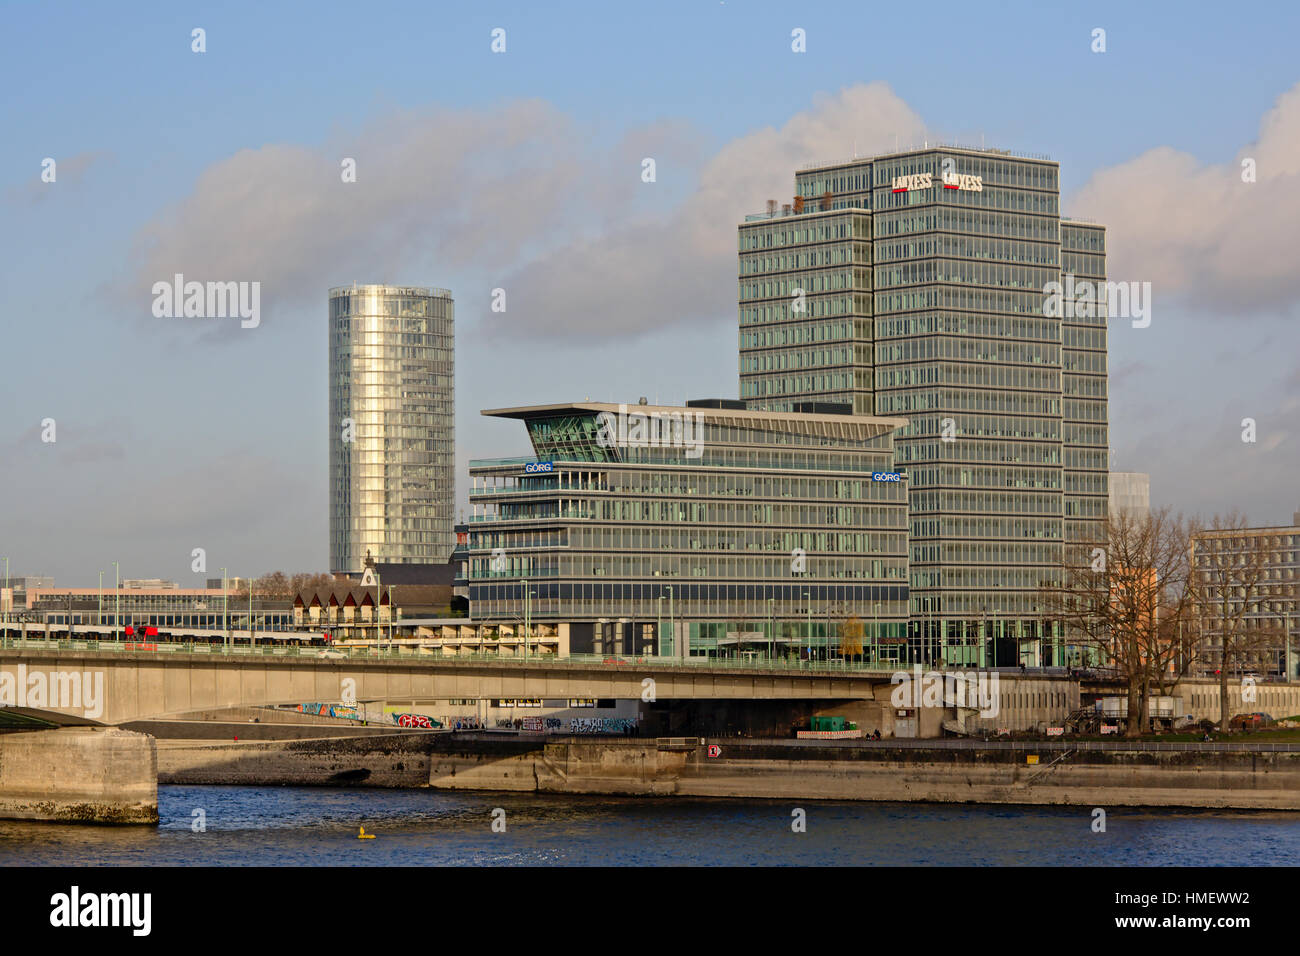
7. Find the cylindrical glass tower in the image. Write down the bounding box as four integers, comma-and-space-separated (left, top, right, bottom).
329, 284, 455, 574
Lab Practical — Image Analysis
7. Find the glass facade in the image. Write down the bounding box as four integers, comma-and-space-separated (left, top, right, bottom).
738, 210, 874, 414
329, 285, 455, 573
741, 147, 1109, 666
468, 404, 910, 662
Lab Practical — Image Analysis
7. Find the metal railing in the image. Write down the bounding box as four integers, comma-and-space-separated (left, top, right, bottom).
0, 634, 906, 674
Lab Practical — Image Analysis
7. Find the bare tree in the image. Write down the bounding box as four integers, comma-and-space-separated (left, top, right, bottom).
1040, 507, 1193, 737
1190, 512, 1292, 729
255, 572, 291, 599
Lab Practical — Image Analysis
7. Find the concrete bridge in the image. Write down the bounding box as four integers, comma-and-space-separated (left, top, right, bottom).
0, 644, 890, 725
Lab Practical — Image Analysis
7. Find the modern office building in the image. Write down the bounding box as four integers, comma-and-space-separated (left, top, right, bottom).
467, 400, 910, 661
1190, 513, 1300, 679
22, 587, 295, 632
1109, 471, 1151, 522
329, 284, 455, 574
739, 144, 1108, 666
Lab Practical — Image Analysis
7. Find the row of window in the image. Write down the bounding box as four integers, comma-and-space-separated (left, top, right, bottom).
875, 186, 1058, 216
562, 526, 909, 554
739, 319, 864, 349
612, 472, 900, 502
877, 259, 1060, 293
473, 553, 910, 581
740, 347, 857, 374
740, 267, 871, 300
739, 243, 867, 276
909, 489, 1062, 517
877, 361, 1061, 393
876, 286, 1049, 317
738, 215, 868, 251
907, 464, 1062, 491
878, 388, 1061, 417
901, 412, 1062, 442
739, 294, 869, 325
874, 235, 1060, 266
876, 311, 1061, 342
895, 439, 1061, 467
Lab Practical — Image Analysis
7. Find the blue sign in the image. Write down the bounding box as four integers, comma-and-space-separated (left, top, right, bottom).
872, 472, 902, 482
524, 461, 554, 474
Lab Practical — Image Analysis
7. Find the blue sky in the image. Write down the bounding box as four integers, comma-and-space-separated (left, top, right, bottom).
3, 1, 1299, 583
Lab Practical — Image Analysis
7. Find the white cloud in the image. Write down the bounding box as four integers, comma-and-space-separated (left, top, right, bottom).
1070, 81, 1300, 316
488, 83, 927, 341
125, 84, 926, 343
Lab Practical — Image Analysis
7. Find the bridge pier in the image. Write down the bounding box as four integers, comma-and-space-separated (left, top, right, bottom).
0, 727, 157, 824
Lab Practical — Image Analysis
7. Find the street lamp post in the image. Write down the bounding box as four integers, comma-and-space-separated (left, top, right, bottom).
249, 580, 255, 650
667, 586, 675, 660
657, 596, 664, 658
990, 610, 999, 671
767, 597, 775, 663
97, 571, 103, 629
113, 562, 120, 641
2, 556, 8, 631
526, 589, 537, 660
873, 601, 881, 669
825, 605, 833, 664
1285, 610, 1294, 680
923, 597, 931, 667
220, 568, 228, 651
804, 591, 811, 664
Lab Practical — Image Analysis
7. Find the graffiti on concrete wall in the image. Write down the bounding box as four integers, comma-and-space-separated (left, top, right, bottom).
296, 703, 362, 720
496, 717, 564, 731
569, 717, 638, 734
392, 713, 441, 729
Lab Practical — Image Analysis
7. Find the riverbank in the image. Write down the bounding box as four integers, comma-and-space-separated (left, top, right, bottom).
155, 731, 1300, 811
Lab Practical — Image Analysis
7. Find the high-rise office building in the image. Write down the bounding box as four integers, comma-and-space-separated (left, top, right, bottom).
740, 145, 1108, 667
329, 284, 455, 574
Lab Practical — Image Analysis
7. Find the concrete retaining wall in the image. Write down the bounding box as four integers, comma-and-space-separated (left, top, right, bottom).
157, 730, 453, 787
156, 731, 1300, 810
0, 727, 157, 823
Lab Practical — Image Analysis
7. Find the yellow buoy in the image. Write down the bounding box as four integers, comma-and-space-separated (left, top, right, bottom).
358, 826, 376, 839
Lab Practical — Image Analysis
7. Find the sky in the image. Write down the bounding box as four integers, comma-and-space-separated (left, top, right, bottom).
2, 0, 1299, 585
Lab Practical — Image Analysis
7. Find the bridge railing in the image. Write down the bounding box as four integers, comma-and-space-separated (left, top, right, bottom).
0, 634, 912, 674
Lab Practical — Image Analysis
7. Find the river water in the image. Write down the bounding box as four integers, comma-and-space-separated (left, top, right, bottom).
1, 786, 1297, 866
